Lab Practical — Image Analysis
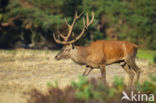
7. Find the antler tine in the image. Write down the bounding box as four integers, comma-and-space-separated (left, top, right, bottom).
75, 11, 78, 19
57, 30, 66, 40
65, 18, 71, 28
68, 11, 94, 44
75, 11, 84, 20
83, 17, 86, 29
53, 33, 59, 43
90, 11, 94, 25
86, 13, 89, 26
65, 11, 84, 42
86, 11, 94, 26
53, 33, 68, 45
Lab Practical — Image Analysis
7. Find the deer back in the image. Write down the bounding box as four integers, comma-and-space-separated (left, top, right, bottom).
77, 40, 138, 66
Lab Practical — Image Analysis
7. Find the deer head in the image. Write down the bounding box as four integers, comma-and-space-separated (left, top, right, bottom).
54, 11, 94, 60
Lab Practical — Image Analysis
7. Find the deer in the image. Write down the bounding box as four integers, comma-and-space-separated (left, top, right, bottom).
53, 11, 141, 86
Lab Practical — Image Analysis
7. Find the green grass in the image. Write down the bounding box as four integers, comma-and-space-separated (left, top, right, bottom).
137, 49, 156, 64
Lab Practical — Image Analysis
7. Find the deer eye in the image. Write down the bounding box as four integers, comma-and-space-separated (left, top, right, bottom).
65, 48, 70, 51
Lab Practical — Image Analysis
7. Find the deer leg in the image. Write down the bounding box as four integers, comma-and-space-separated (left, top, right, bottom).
100, 64, 106, 85
121, 62, 135, 87
126, 50, 141, 84
85, 67, 93, 76
128, 60, 141, 84
82, 66, 93, 76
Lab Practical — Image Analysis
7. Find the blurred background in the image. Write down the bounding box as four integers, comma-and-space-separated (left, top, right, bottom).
0, 0, 156, 49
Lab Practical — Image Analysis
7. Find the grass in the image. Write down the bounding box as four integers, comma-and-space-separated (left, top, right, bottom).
0, 49, 58, 54
0, 49, 84, 103
0, 48, 155, 64
0, 49, 155, 103
137, 49, 156, 64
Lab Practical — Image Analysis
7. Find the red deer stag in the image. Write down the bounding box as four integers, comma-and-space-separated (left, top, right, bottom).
53, 11, 141, 86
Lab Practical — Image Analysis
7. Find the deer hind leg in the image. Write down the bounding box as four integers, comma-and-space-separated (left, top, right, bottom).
82, 66, 93, 76
127, 59, 141, 84
100, 64, 106, 85
128, 49, 141, 84
121, 62, 135, 87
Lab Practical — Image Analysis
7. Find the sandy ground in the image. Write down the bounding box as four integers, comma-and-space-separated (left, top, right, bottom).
0, 49, 155, 103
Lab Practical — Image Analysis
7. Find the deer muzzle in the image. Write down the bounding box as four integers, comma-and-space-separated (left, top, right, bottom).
55, 55, 61, 60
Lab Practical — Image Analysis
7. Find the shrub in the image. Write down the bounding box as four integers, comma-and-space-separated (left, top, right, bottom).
27, 76, 156, 103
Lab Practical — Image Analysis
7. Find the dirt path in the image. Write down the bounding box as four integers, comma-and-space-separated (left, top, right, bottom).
0, 50, 155, 103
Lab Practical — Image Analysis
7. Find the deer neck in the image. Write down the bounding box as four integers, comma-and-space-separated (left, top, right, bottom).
70, 46, 89, 65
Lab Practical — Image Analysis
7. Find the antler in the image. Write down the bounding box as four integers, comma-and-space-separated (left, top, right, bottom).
53, 11, 94, 45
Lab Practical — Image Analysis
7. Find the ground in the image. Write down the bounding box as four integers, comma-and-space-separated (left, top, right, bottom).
0, 49, 155, 103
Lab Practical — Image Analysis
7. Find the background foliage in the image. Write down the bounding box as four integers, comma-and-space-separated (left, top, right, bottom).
0, 0, 156, 49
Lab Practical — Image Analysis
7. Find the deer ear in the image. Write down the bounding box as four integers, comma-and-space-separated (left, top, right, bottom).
72, 44, 75, 49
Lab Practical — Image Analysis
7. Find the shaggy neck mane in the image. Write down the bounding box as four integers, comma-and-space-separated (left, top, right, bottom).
71, 46, 89, 65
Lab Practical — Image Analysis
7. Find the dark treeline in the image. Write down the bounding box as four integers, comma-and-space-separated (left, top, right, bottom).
0, 0, 156, 49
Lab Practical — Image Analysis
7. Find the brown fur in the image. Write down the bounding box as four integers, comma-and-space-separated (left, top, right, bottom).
55, 40, 141, 86
71, 40, 136, 66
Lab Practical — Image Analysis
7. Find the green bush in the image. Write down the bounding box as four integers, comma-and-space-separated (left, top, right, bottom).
28, 75, 156, 103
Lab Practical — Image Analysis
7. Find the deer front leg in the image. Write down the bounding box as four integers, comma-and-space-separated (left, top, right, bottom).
82, 66, 93, 76
100, 64, 106, 85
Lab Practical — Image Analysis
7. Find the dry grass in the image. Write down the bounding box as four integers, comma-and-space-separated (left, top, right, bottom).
0, 49, 155, 103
